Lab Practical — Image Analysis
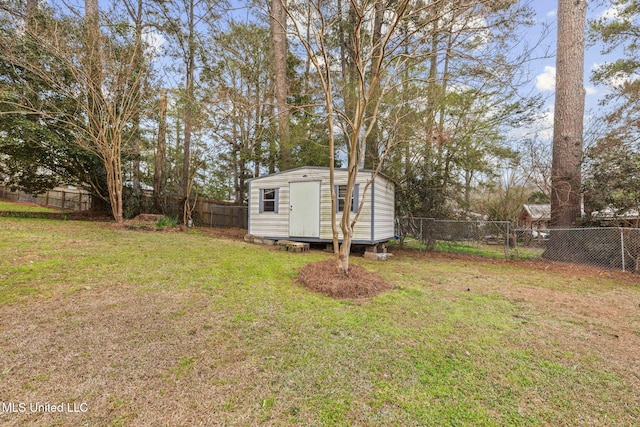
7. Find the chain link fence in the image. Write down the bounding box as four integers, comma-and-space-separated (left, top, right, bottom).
395, 217, 513, 258
395, 217, 640, 273
542, 227, 640, 273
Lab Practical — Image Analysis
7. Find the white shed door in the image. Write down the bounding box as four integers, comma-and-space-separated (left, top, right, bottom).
289, 181, 320, 238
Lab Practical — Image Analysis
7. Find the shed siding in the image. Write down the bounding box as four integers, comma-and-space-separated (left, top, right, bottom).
248, 167, 393, 243
248, 176, 290, 238
318, 174, 371, 241
374, 177, 396, 240
373, 175, 395, 241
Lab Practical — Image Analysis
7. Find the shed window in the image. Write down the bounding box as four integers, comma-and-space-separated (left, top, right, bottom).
335, 184, 359, 213
259, 188, 279, 213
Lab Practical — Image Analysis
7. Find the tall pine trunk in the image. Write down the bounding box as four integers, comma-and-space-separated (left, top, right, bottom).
270, 0, 290, 170
154, 89, 167, 211
364, 0, 384, 170
182, 0, 195, 224
131, 0, 144, 204
551, 0, 586, 227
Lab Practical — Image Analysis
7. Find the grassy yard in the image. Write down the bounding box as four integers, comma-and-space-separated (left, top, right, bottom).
0, 215, 639, 426
389, 238, 545, 261
0, 200, 60, 213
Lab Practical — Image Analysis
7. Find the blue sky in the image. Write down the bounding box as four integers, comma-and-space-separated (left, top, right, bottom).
52, 0, 615, 143
529, 1, 619, 138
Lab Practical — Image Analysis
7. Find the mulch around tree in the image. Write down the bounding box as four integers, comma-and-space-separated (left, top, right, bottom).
297, 259, 394, 299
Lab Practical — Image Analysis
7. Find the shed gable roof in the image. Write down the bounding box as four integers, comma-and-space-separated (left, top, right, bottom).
521, 204, 551, 220
246, 166, 394, 186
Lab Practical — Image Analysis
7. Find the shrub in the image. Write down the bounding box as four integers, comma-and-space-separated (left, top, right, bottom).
156, 216, 178, 228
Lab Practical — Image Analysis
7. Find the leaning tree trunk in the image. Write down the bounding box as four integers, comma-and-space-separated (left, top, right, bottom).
551, 0, 586, 227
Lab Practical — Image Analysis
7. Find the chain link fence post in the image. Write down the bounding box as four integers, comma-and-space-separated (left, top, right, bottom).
506, 221, 511, 259
621, 229, 626, 272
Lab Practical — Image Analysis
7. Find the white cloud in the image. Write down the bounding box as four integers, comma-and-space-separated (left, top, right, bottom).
536, 66, 556, 91
547, 9, 557, 18
601, 5, 624, 20
142, 29, 166, 59
593, 62, 640, 89
508, 106, 554, 142
609, 72, 640, 89
585, 86, 598, 95
540, 107, 554, 140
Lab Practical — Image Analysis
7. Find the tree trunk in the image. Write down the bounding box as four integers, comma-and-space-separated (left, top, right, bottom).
26, 0, 38, 30
464, 169, 473, 212
154, 89, 167, 211
364, 0, 384, 170
424, 18, 439, 162
270, 0, 290, 170
131, 0, 144, 200
551, 0, 586, 227
85, 0, 122, 223
182, 0, 195, 224
85, 0, 102, 113
105, 143, 124, 223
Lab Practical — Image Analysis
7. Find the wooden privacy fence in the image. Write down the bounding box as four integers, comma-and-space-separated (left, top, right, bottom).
0, 185, 92, 211
194, 200, 248, 229
1, 185, 247, 228
151, 194, 248, 229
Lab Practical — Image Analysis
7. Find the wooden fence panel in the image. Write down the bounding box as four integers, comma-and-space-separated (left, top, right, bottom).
1, 185, 247, 228
194, 201, 247, 229
0, 185, 92, 211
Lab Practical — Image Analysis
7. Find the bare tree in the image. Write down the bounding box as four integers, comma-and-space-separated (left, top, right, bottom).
155, 0, 223, 223
0, 4, 150, 223
121, 0, 147, 209
551, 0, 587, 226
285, 0, 436, 274
284, 0, 539, 273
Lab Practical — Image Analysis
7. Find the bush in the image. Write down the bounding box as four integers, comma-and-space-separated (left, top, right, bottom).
156, 216, 178, 228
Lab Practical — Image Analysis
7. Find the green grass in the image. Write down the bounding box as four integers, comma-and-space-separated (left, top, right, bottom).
390, 238, 545, 260
155, 215, 178, 227
0, 216, 639, 426
0, 200, 60, 213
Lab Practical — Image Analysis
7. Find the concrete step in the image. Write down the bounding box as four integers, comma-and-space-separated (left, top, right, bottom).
276, 240, 310, 252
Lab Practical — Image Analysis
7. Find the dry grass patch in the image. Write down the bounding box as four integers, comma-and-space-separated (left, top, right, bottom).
0, 285, 264, 426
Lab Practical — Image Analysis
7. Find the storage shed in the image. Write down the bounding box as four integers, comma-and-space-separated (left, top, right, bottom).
247, 167, 395, 244
518, 204, 551, 230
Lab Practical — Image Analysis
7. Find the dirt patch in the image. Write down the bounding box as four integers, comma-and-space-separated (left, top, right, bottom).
194, 226, 247, 240
132, 213, 165, 222
297, 259, 394, 299
113, 216, 247, 237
